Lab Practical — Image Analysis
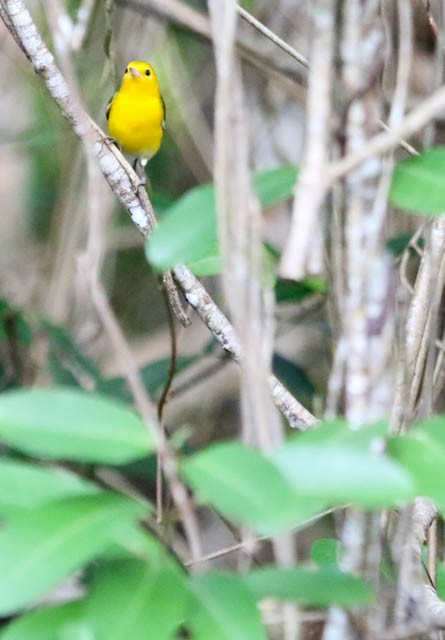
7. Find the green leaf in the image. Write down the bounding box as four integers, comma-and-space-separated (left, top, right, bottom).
182, 442, 323, 534
390, 147, 445, 215
388, 416, 445, 506
272, 354, 315, 401
437, 563, 445, 600
189, 573, 267, 640
42, 321, 103, 389
86, 559, 187, 640
252, 165, 297, 208
244, 567, 373, 607
146, 184, 216, 272
310, 538, 341, 568
275, 276, 328, 303
386, 233, 420, 257
289, 419, 388, 448
0, 494, 144, 615
271, 435, 415, 508
187, 247, 222, 276
0, 388, 153, 464
146, 166, 298, 272
0, 601, 86, 640
0, 459, 98, 516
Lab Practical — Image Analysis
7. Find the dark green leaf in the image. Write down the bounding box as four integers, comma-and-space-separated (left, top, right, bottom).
272, 354, 315, 401
0, 459, 98, 516
182, 442, 323, 534
244, 567, 373, 606
390, 147, 445, 215
86, 559, 187, 640
386, 233, 419, 257
189, 573, 266, 640
0, 601, 86, 640
42, 321, 103, 389
275, 276, 328, 303
0, 494, 144, 615
0, 388, 153, 464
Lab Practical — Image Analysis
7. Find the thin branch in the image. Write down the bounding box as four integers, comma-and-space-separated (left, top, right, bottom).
184, 505, 341, 567
328, 84, 445, 184
236, 4, 309, 69
156, 275, 179, 523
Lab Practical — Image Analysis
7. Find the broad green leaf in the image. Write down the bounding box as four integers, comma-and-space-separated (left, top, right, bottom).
146, 166, 297, 272
146, 184, 215, 272
271, 439, 415, 508
86, 559, 187, 640
182, 442, 323, 534
189, 573, 266, 640
252, 165, 297, 208
0, 459, 98, 516
244, 567, 372, 606
0, 601, 86, 640
187, 247, 222, 276
310, 538, 341, 568
389, 416, 445, 506
390, 147, 445, 215
0, 493, 144, 615
289, 419, 388, 448
0, 388, 153, 464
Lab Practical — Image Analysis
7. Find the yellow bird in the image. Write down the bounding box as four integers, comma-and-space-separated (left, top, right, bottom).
106, 61, 165, 170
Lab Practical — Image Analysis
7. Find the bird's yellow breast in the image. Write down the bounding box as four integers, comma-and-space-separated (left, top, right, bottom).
108, 84, 164, 159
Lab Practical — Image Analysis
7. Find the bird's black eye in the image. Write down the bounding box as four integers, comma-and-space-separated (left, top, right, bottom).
145, 69, 151, 76
125, 67, 128, 73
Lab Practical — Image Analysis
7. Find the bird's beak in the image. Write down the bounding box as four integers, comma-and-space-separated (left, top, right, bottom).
129, 67, 141, 78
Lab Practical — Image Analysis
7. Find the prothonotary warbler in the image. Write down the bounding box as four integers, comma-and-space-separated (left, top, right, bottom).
106, 61, 165, 172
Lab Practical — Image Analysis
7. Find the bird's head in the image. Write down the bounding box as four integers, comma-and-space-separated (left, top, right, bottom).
121, 61, 160, 94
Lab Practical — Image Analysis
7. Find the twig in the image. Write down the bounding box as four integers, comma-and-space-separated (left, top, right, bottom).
420, 0, 440, 41
328, 83, 445, 184
170, 356, 230, 399
236, 4, 309, 69
104, 0, 116, 85
184, 505, 341, 567
156, 276, 179, 524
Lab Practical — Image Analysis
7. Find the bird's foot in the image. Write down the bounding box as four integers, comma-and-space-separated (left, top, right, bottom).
102, 135, 118, 149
